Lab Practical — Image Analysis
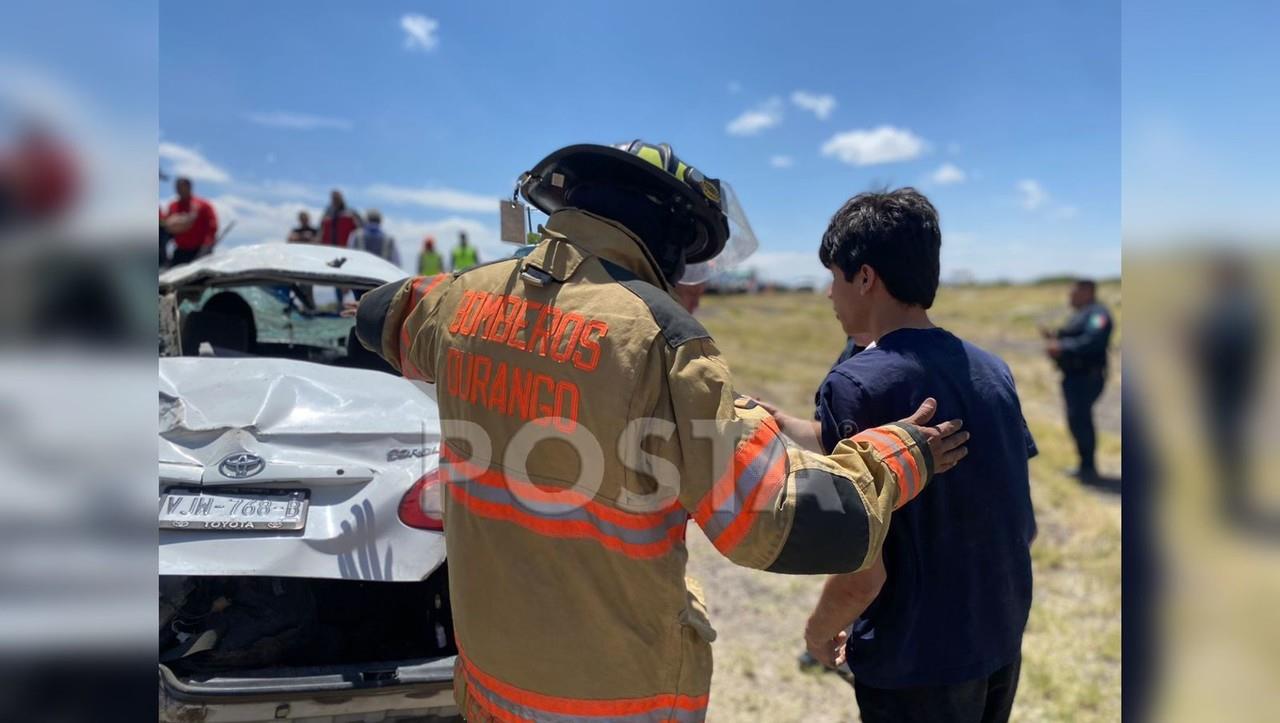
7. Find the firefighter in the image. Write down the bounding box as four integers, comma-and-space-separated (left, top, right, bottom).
355, 140, 969, 721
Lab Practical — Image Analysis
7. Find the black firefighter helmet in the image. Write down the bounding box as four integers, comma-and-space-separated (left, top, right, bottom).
518, 140, 735, 265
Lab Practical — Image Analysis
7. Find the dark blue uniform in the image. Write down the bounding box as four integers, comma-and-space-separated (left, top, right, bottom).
1053, 302, 1113, 476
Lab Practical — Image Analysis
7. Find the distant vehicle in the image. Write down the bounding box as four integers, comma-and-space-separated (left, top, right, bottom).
707, 268, 758, 294
158, 244, 460, 722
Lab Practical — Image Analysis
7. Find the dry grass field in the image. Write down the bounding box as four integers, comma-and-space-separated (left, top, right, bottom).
686, 281, 1122, 722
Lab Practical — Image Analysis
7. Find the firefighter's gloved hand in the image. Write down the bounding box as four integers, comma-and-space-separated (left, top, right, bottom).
897, 397, 968, 475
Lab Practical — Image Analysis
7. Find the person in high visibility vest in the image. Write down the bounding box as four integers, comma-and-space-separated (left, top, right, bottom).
419, 235, 444, 276
449, 231, 479, 271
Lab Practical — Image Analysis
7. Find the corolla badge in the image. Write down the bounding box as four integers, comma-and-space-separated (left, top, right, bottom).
218, 452, 265, 479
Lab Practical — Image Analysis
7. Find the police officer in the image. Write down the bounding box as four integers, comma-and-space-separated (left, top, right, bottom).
1043, 278, 1113, 482
355, 140, 969, 721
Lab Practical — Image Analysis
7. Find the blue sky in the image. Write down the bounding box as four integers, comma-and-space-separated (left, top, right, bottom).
159, 1, 1120, 283
1123, 0, 1280, 245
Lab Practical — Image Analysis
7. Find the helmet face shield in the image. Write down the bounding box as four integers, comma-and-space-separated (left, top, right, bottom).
679, 181, 758, 285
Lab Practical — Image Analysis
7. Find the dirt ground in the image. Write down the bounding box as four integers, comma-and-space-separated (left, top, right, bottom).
688, 282, 1122, 722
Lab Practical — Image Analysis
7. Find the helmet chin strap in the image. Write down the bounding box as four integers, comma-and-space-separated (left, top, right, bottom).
564, 183, 692, 284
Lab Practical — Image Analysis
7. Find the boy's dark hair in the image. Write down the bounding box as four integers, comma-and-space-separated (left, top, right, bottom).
1073, 278, 1097, 292
818, 187, 942, 309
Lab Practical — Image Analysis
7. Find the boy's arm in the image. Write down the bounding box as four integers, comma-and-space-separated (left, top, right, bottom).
778, 415, 823, 453
751, 397, 825, 453
804, 557, 887, 667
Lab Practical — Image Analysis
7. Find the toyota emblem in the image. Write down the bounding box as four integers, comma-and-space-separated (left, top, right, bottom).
218, 452, 265, 479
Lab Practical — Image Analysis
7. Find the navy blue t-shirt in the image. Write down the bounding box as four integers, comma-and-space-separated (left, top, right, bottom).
816, 327, 1038, 688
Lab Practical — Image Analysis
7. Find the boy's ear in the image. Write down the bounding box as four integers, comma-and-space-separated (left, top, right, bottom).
859, 264, 877, 294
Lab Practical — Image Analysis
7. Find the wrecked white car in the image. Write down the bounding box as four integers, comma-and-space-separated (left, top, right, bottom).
159, 244, 459, 722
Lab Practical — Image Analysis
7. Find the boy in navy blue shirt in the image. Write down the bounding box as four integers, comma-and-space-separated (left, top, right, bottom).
796, 188, 1037, 723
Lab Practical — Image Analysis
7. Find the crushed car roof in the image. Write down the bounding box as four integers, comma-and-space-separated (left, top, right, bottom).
160, 243, 410, 290
160, 356, 439, 439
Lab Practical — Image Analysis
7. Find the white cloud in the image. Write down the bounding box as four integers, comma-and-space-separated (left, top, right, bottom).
1014, 180, 1080, 221
382, 216, 505, 273
365, 183, 497, 214
400, 14, 439, 52
208, 194, 318, 246
0, 63, 89, 130
231, 179, 499, 217
726, 97, 783, 136
234, 179, 325, 201
790, 90, 836, 120
245, 111, 352, 131
159, 142, 231, 184
1015, 179, 1048, 210
1051, 205, 1079, 221
821, 126, 926, 166
930, 163, 967, 185
770, 155, 794, 169
943, 236, 1117, 282
742, 251, 829, 286
209, 194, 507, 275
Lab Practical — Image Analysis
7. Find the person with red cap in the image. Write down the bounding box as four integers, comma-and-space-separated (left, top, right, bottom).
418, 235, 443, 276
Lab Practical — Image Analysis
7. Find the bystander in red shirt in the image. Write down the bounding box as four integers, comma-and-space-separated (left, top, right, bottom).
318, 190, 360, 247
165, 195, 218, 253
